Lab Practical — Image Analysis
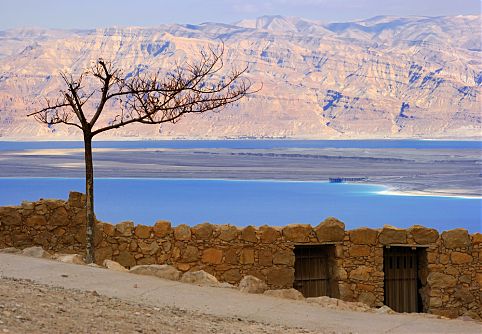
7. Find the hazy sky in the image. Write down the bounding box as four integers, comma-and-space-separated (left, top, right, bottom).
1, 0, 480, 29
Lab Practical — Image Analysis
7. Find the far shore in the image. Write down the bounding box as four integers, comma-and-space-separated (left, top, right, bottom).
0, 146, 481, 199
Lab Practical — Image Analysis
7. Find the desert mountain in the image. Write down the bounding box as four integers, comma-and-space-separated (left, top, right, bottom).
0, 15, 480, 139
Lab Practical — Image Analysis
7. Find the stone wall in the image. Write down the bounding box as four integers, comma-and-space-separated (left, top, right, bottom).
0, 192, 480, 319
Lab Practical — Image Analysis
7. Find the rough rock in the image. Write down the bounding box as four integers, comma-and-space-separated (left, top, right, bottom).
450, 252, 472, 264
0, 247, 21, 254
54, 253, 85, 265
241, 226, 258, 242
427, 272, 457, 288
375, 305, 396, 314
349, 245, 371, 257
103, 259, 128, 272
315, 217, 345, 242
240, 248, 255, 264
181, 270, 219, 287
115, 221, 134, 237
201, 248, 223, 264
152, 220, 171, 238
116, 251, 136, 268
441, 229, 470, 249
68, 191, 85, 208
266, 267, 294, 287
130, 264, 181, 281
218, 225, 239, 241
349, 228, 378, 245
0, 207, 22, 226
263, 289, 304, 300
408, 225, 439, 244
307, 296, 371, 312
134, 225, 151, 239
358, 292, 376, 306
191, 223, 214, 240
174, 224, 192, 241
272, 250, 295, 265
349, 266, 372, 281
259, 225, 280, 243
21, 246, 51, 259
282, 224, 312, 242
238, 275, 268, 294
379, 225, 407, 245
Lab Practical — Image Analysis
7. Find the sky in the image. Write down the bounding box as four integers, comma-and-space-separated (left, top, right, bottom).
1, 0, 480, 30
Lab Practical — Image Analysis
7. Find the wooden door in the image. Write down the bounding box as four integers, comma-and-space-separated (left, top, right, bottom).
384, 247, 420, 313
294, 245, 333, 298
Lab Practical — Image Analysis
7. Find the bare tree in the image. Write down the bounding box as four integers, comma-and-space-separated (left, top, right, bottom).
28, 46, 253, 263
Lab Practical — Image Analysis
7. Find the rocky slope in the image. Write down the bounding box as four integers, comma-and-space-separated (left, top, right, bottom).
0, 15, 480, 139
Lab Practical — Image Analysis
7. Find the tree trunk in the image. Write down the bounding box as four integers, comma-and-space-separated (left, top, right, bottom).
83, 134, 96, 263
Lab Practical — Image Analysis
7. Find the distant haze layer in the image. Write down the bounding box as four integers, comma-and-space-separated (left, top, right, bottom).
0, 15, 481, 139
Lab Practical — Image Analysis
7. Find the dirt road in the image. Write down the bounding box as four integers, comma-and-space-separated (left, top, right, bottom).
0, 254, 480, 334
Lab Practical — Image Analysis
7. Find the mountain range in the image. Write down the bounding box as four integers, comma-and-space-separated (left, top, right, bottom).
0, 15, 481, 139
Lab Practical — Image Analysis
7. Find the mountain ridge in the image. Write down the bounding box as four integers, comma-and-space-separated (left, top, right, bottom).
0, 15, 480, 139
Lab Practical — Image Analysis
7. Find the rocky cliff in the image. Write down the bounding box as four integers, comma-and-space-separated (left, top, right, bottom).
0, 15, 480, 139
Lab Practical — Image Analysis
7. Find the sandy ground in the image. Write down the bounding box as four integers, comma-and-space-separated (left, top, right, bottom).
0, 277, 317, 334
0, 147, 480, 197
1, 254, 481, 334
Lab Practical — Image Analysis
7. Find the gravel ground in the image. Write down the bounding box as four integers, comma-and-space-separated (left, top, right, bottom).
0, 277, 319, 334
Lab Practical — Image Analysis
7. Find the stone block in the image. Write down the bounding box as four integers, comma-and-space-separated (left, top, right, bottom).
273, 250, 295, 265
258, 249, 273, 266
223, 268, 242, 283
259, 225, 280, 243
241, 225, 258, 242
264, 288, 304, 300
134, 225, 151, 239
181, 270, 219, 287
240, 248, 255, 264
68, 192, 85, 208
441, 229, 470, 249
50, 207, 69, 226
224, 248, 239, 264
25, 215, 47, 226
266, 267, 294, 287
349, 227, 378, 245
349, 265, 372, 281
408, 225, 439, 244
282, 224, 312, 242
130, 264, 181, 281
115, 221, 134, 237
218, 225, 238, 241
202, 248, 223, 264
0, 207, 22, 226
454, 286, 474, 303
102, 223, 115, 237
192, 222, 214, 240
153, 220, 171, 238
116, 251, 136, 268
349, 245, 371, 257
238, 275, 268, 294
450, 252, 472, 264
339, 283, 354, 301
379, 225, 407, 245
358, 291, 376, 306
174, 224, 191, 241
427, 272, 457, 288
182, 245, 199, 262
103, 259, 128, 272
315, 217, 345, 242
138, 240, 159, 255
471, 233, 482, 244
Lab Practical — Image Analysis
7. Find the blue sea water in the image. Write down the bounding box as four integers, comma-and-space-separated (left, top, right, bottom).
0, 178, 480, 232
0, 139, 481, 150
